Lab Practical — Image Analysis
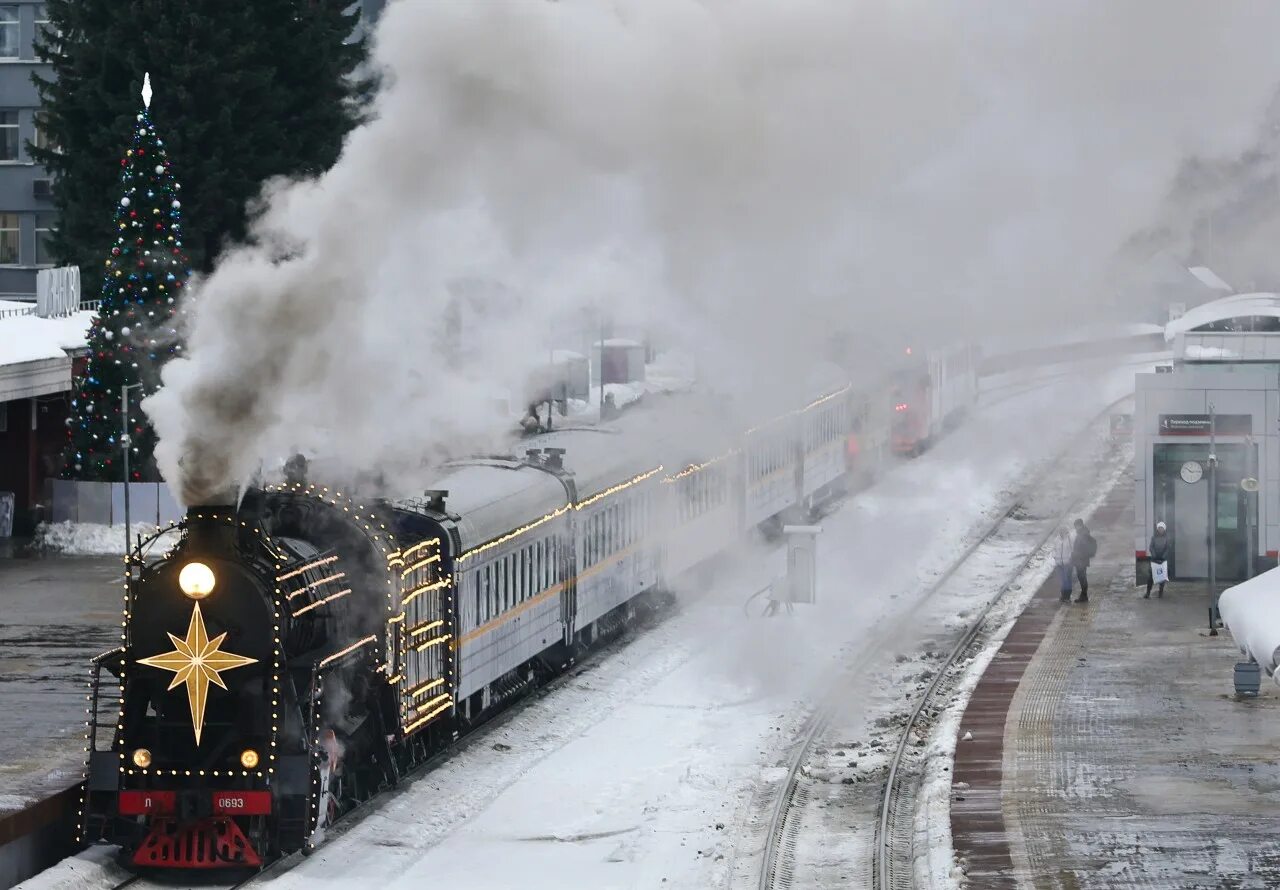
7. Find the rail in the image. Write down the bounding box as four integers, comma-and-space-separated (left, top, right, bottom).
871, 393, 1131, 890
757, 392, 1132, 890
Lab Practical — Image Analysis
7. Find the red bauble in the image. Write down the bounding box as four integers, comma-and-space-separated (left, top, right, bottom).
129, 210, 137, 218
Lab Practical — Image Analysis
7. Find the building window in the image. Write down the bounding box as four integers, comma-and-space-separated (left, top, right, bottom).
0, 7, 16, 59
32, 112, 56, 154
0, 402, 7, 433
0, 213, 18, 264
0, 110, 16, 161
35, 212, 54, 265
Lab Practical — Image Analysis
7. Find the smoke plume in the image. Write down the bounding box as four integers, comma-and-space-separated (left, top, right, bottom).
146, 0, 1280, 504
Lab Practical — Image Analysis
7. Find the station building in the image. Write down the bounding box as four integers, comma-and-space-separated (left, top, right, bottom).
1134, 294, 1280, 583
0, 295, 90, 537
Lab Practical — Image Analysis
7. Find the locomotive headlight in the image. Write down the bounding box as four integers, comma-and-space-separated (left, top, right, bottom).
240, 748, 260, 769
132, 748, 152, 768
178, 562, 216, 599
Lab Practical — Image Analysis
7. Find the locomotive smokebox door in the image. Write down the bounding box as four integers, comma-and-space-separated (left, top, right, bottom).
781, 525, 821, 604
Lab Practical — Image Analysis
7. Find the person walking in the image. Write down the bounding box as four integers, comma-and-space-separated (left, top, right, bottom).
1072, 518, 1096, 603
1055, 527, 1074, 602
1146, 520, 1170, 599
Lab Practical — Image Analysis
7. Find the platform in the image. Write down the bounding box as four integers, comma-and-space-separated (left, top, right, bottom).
952, 476, 1280, 887
0, 557, 122, 816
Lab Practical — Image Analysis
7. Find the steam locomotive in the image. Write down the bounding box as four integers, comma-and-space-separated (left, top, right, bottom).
77, 353, 973, 870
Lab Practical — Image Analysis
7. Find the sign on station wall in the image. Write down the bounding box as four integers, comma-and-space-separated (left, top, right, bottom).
1157, 414, 1252, 436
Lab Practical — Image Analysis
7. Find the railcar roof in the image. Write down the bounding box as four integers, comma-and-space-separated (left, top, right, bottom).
402, 461, 569, 556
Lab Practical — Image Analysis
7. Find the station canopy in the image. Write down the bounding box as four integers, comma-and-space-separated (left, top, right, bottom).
1164, 292, 1280, 341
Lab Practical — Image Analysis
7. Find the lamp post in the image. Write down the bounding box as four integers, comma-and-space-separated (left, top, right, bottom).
121, 382, 144, 563
1208, 403, 1219, 635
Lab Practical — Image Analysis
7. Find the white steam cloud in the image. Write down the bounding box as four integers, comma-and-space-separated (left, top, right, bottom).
146, 0, 1280, 505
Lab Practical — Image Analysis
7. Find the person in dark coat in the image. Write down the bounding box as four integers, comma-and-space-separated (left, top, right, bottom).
1145, 520, 1170, 599
1071, 518, 1095, 602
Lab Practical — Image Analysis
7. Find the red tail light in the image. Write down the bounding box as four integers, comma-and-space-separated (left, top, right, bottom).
894, 403, 908, 412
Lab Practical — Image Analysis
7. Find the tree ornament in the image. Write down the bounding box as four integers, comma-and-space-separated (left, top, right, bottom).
120, 196, 131, 207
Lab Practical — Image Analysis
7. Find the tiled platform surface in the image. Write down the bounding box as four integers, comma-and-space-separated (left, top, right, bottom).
0, 557, 122, 816
952, 477, 1280, 889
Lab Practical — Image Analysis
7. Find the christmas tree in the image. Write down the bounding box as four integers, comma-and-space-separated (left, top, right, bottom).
64, 74, 191, 482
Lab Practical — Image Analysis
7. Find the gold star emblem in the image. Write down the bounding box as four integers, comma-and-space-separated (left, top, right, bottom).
137, 602, 257, 745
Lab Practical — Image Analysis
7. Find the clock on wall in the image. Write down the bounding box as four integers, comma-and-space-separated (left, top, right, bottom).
1180, 460, 1203, 484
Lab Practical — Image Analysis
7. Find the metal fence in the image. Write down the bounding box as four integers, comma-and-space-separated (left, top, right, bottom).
48, 480, 184, 526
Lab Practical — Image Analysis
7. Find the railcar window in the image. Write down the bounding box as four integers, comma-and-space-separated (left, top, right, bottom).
484, 565, 492, 621
516, 549, 524, 603
503, 557, 510, 612
473, 573, 481, 627
526, 544, 533, 598
519, 546, 527, 602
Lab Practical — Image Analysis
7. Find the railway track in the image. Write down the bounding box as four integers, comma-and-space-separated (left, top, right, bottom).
108, 853, 285, 890
756, 394, 1132, 890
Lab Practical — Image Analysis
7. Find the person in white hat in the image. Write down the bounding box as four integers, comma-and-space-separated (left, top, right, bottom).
1146, 520, 1171, 599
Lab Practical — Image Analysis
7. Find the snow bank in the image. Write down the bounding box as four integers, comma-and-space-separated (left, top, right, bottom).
0, 309, 94, 366
1219, 568, 1280, 680
34, 521, 180, 556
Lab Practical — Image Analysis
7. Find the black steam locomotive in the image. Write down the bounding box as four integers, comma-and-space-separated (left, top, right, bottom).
81, 482, 454, 868
79, 372, 860, 870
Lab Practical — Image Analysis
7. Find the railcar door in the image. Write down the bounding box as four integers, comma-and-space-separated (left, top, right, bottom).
560, 520, 577, 647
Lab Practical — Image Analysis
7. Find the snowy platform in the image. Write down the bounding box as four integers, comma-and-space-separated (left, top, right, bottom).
952, 481, 1280, 887
0, 557, 123, 817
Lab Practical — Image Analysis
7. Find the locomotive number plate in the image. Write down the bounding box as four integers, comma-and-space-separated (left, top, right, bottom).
212, 791, 272, 815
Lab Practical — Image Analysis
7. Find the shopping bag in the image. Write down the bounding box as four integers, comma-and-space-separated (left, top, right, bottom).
1152, 561, 1169, 584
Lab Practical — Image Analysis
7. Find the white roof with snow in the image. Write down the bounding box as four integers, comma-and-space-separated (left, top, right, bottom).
0, 301, 93, 365
0, 301, 94, 401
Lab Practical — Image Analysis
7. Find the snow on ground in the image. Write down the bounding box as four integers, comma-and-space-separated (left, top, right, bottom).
0, 307, 93, 366
271, 360, 1145, 890
33, 521, 180, 556
21, 357, 1151, 890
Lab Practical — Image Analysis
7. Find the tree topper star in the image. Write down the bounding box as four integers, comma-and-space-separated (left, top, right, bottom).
137, 602, 257, 745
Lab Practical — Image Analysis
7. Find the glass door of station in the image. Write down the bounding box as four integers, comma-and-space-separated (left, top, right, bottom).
1153, 442, 1257, 581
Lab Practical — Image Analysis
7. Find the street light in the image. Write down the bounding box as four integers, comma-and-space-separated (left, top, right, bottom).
121, 382, 144, 564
